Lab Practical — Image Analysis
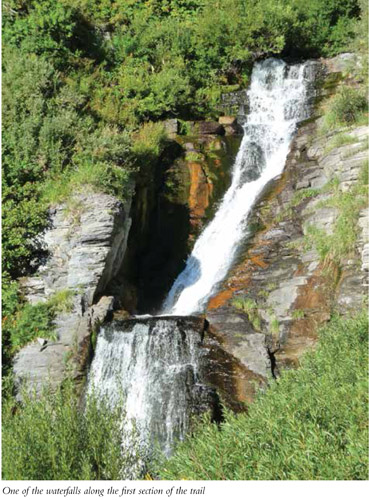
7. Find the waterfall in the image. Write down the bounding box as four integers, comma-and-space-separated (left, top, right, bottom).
163, 58, 315, 316
88, 59, 316, 471
88, 317, 210, 463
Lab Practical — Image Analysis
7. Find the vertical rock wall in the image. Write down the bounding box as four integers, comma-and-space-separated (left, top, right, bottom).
14, 192, 132, 394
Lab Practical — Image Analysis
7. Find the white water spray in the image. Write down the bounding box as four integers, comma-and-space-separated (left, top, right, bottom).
88, 59, 317, 467
88, 318, 204, 459
163, 58, 314, 315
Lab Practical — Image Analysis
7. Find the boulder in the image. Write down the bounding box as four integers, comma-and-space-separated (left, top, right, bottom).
219, 116, 243, 135
198, 121, 225, 136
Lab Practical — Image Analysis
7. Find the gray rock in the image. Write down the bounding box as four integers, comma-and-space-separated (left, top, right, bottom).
14, 192, 132, 396
163, 119, 178, 138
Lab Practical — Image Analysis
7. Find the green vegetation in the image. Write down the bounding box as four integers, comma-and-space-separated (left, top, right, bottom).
2, 0, 368, 482
2, 0, 365, 280
292, 309, 305, 319
2, 381, 141, 480
2, 288, 75, 358
324, 132, 359, 154
321, 86, 368, 131
341, 137, 369, 159
158, 311, 368, 480
304, 162, 368, 265
232, 297, 261, 330
276, 187, 321, 222
269, 316, 280, 335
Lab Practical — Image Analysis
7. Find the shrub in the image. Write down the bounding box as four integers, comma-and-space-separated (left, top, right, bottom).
2, 381, 141, 480
158, 311, 368, 480
132, 122, 168, 159
323, 86, 368, 130
2, 289, 75, 354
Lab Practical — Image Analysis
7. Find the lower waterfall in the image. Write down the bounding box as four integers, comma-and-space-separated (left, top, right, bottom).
88, 317, 215, 467
88, 58, 316, 472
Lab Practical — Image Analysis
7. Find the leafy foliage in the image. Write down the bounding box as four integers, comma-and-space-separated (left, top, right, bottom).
158, 311, 368, 480
322, 86, 368, 130
2, 0, 364, 282
2, 288, 75, 356
2, 381, 141, 480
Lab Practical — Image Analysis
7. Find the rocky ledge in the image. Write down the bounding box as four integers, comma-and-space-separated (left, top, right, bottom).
14, 192, 132, 395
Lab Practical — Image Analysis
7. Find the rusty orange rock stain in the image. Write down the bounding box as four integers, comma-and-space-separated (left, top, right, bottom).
208, 289, 235, 309
250, 255, 268, 269
188, 162, 210, 220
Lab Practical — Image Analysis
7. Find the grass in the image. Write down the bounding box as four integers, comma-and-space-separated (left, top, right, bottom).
320, 86, 368, 133
2, 380, 141, 480
341, 137, 369, 159
323, 133, 359, 154
292, 309, 305, 320
275, 188, 321, 222
158, 311, 368, 480
185, 152, 205, 163
232, 297, 261, 331
42, 161, 133, 206
257, 289, 270, 299
269, 316, 280, 335
2, 289, 75, 353
303, 161, 368, 265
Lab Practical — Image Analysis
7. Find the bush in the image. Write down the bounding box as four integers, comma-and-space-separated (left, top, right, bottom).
158, 311, 368, 480
323, 86, 368, 129
2, 289, 75, 355
132, 122, 168, 159
2, 381, 141, 480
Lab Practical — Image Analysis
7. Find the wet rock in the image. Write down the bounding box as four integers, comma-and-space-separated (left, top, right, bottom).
220, 89, 249, 125
198, 121, 225, 135
239, 142, 265, 183
205, 58, 368, 379
219, 116, 243, 135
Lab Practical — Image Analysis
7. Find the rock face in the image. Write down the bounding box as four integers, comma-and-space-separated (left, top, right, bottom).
14, 192, 132, 395
205, 56, 368, 394
220, 89, 249, 125
116, 134, 242, 314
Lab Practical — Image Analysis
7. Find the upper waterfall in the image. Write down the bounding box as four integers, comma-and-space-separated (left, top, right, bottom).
163, 58, 314, 316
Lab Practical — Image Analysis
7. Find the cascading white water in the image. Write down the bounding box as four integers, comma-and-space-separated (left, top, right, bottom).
88, 318, 205, 461
163, 58, 314, 316
88, 59, 317, 473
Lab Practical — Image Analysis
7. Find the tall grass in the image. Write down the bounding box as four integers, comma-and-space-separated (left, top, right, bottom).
321, 86, 368, 132
2, 381, 141, 480
158, 312, 368, 480
304, 161, 368, 265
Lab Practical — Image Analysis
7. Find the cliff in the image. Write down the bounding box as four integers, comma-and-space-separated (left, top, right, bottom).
205, 55, 368, 403
12, 55, 368, 408
13, 192, 132, 394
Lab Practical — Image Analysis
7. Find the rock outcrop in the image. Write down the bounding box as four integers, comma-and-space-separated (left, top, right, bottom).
117, 133, 242, 314
205, 55, 368, 399
14, 192, 132, 395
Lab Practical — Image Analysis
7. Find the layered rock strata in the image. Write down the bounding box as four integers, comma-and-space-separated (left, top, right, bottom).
14, 192, 132, 394
205, 56, 368, 398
